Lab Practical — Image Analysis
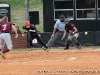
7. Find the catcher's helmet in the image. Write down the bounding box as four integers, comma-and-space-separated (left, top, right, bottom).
64, 18, 70, 22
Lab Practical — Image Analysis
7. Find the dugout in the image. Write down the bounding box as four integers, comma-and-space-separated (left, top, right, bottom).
43, 0, 100, 32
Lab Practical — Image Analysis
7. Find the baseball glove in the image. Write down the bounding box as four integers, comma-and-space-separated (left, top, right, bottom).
69, 30, 74, 35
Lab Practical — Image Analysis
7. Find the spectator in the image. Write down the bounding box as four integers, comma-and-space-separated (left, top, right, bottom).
12, 25, 21, 33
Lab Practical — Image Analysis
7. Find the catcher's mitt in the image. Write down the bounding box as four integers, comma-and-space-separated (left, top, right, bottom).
69, 30, 74, 35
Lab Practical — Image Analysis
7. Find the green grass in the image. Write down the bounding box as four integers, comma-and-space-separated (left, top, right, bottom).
1, 0, 43, 32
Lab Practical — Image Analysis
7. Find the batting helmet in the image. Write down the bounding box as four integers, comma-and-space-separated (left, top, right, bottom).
24, 21, 30, 26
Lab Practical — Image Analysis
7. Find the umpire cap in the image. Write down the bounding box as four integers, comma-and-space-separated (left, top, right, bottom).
59, 15, 65, 18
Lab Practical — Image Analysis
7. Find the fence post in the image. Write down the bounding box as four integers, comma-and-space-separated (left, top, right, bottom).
25, 0, 29, 21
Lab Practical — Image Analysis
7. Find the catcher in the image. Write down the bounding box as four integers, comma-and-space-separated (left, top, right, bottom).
62, 19, 81, 50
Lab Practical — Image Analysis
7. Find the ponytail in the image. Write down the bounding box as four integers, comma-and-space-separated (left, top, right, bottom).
2, 16, 8, 22
0, 18, 3, 24
0, 16, 8, 24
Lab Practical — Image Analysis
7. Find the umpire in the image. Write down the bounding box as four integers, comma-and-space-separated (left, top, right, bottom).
46, 15, 65, 49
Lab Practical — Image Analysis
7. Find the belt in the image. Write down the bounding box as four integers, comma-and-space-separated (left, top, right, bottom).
58, 31, 64, 32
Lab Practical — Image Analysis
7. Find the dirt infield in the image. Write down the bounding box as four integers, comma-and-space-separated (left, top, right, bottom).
0, 47, 100, 75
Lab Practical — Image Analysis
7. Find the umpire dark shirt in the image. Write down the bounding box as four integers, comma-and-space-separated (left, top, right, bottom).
23, 25, 37, 36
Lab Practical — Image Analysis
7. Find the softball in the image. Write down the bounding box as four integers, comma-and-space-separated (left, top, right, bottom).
85, 32, 88, 35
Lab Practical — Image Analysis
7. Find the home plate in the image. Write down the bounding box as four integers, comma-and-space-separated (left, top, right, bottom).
95, 48, 100, 51
93, 50, 99, 51
67, 57, 76, 60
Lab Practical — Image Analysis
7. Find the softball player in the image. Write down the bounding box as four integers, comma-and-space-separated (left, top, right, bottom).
62, 18, 81, 50
46, 15, 65, 50
0, 16, 18, 59
22, 21, 48, 51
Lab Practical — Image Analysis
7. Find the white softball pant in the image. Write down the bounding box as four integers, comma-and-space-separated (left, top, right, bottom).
0, 33, 12, 50
68, 33, 79, 41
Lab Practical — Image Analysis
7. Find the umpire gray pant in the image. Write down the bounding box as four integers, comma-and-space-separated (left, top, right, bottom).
47, 31, 63, 48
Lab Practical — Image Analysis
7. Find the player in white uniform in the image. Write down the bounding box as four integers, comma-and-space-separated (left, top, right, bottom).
0, 16, 18, 59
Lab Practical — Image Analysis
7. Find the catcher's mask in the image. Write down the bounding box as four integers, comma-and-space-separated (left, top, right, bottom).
65, 18, 70, 25
65, 18, 70, 22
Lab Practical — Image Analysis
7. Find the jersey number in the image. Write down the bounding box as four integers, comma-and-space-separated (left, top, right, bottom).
3, 24, 7, 30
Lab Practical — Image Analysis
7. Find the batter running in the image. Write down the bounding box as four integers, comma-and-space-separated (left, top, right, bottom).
22, 21, 48, 51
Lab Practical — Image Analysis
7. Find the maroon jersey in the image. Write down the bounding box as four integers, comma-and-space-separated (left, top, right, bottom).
0, 22, 12, 33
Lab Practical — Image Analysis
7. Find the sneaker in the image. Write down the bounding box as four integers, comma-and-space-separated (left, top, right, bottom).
0, 52, 6, 59
64, 48, 67, 50
64, 47, 69, 50
77, 45, 81, 49
64, 48, 69, 50
42, 44, 48, 50
42, 46, 46, 50
29, 48, 34, 51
